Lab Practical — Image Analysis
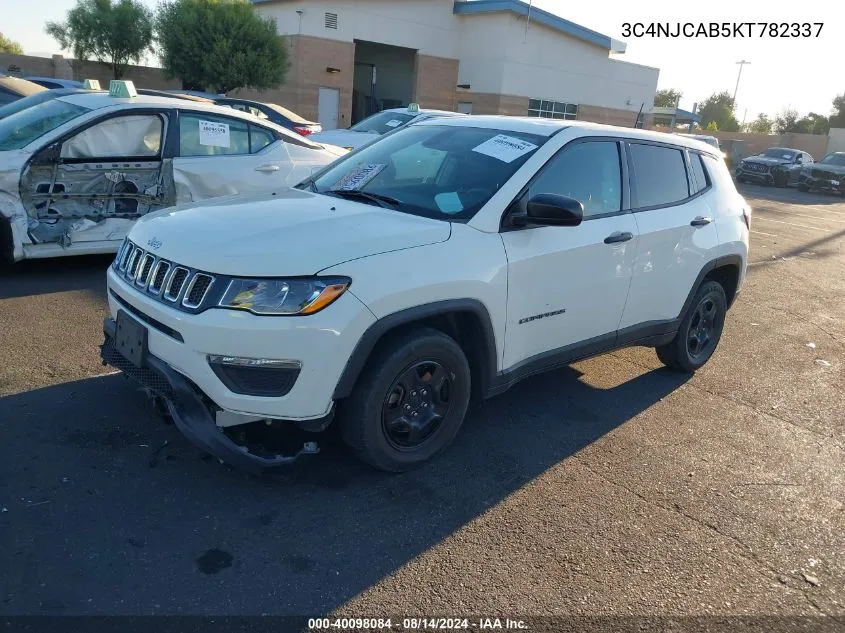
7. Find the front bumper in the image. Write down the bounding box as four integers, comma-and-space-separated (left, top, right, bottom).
798, 173, 842, 193
101, 317, 323, 473
735, 166, 774, 184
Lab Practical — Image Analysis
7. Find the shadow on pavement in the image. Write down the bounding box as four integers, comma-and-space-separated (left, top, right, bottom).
0, 255, 112, 301
0, 363, 689, 615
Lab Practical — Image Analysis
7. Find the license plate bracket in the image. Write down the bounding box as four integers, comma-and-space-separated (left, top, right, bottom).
115, 310, 148, 368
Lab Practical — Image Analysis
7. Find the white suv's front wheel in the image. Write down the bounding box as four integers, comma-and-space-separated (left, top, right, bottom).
339, 326, 472, 472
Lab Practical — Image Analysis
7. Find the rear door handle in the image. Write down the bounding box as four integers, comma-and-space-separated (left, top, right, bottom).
255, 164, 280, 172
604, 231, 633, 244
690, 216, 712, 227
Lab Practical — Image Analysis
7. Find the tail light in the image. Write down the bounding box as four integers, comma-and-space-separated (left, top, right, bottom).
293, 126, 313, 136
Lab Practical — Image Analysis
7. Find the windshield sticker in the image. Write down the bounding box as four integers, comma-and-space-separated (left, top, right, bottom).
434, 192, 464, 214
334, 163, 387, 191
472, 134, 538, 163
199, 120, 230, 148
782, 154, 793, 159
385, 119, 404, 128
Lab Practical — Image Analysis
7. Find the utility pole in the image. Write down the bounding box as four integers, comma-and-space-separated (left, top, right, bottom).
733, 60, 750, 105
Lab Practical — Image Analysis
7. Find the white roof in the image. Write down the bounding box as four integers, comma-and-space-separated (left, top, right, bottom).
57, 92, 267, 124
414, 115, 723, 154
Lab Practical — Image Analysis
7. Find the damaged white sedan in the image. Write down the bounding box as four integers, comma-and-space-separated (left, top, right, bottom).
0, 90, 347, 263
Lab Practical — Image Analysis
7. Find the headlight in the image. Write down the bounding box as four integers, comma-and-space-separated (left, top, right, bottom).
218, 277, 351, 316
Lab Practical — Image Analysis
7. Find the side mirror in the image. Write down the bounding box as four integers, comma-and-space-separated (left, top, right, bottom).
518, 193, 584, 227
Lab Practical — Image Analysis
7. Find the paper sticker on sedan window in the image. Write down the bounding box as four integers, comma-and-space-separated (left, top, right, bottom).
472, 135, 538, 163
199, 120, 230, 148
334, 163, 387, 190
782, 154, 793, 159
385, 119, 403, 128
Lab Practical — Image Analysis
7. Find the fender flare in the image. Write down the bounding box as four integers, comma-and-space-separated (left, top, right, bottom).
332, 298, 499, 400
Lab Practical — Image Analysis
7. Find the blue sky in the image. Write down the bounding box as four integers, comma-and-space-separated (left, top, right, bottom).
4, 0, 842, 122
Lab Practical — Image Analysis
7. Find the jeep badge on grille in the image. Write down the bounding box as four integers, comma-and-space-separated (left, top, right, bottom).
147, 237, 163, 250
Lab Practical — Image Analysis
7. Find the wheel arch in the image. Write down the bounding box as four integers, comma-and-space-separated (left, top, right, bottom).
678, 255, 743, 320
332, 299, 499, 402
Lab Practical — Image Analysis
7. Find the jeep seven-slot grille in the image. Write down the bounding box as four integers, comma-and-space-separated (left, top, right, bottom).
112, 239, 216, 311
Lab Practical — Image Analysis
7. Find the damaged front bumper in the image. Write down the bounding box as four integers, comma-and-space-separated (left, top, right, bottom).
100, 316, 324, 473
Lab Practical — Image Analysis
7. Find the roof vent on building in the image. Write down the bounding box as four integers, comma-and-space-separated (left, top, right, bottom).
325, 12, 338, 29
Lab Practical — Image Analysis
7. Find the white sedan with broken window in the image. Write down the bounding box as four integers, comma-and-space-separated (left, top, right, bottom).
0, 92, 348, 264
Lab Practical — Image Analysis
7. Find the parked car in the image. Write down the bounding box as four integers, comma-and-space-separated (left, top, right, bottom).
797, 152, 845, 196
735, 147, 813, 187
214, 98, 322, 137
24, 76, 85, 90
100, 116, 750, 474
310, 104, 466, 150
679, 133, 720, 149
0, 86, 348, 264
0, 75, 46, 106
136, 89, 214, 103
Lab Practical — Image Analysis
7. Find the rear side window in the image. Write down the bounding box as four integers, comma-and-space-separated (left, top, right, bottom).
180, 113, 274, 156
629, 143, 689, 208
689, 153, 709, 194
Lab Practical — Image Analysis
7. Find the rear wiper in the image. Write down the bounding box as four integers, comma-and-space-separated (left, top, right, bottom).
326, 189, 401, 208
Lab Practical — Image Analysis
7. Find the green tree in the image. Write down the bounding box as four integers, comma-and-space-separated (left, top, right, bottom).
830, 94, 845, 129
706, 121, 719, 131
45, 0, 154, 79
775, 108, 800, 134
0, 32, 24, 54
156, 0, 288, 94
654, 88, 683, 108
747, 113, 773, 134
697, 91, 739, 132
794, 112, 830, 135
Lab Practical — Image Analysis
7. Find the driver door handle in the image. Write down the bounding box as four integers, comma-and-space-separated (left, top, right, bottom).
691, 216, 712, 227
604, 231, 633, 244
255, 164, 280, 172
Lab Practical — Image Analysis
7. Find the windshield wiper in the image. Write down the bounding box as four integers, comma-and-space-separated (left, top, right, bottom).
326, 189, 401, 209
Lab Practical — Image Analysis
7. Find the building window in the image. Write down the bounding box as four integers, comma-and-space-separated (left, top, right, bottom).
325, 12, 338, 29
528, 99, 577, 120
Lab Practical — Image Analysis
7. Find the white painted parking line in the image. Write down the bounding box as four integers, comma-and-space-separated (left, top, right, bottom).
756, 208, 845, 224
751, 230, 779, 237
750, 216, 830, 232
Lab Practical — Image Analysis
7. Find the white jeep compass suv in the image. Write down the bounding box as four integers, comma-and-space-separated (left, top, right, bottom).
101, 116, 751, 473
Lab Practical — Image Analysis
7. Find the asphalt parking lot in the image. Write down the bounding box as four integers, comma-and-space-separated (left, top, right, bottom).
0, 184, 843, 619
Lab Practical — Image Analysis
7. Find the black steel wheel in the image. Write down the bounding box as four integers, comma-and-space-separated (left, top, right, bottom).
657, 280, 727, 373
381, 360, 454, 450
339, 326, 471, 472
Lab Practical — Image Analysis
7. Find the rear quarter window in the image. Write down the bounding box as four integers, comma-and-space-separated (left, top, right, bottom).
629, 143, 690, 208
689, 153, 709, 194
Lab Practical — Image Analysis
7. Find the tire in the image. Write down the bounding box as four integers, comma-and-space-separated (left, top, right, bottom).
773, 173, 788, 188
338, 326, 471, 472
656, 281, 727, 373
797, 184, 809, 193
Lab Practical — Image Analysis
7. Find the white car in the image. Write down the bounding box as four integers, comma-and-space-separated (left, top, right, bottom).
0, 90, 347, 263
310, 104, 465, 150
101, 116, 750, 473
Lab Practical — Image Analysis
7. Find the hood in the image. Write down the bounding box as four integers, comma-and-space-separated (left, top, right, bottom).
809, 164, 845, 175
129, 187, 451, 276
742, 155, 793, 166
310, 129, 380, 150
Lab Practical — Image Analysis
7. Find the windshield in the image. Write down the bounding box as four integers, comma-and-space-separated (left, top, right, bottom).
759, 148, 796, 159
304, 124, 546, 221
0, 99, 91, 151
820, 153, 845, 166
0, 90, 79, 121
350, 111, 415, 134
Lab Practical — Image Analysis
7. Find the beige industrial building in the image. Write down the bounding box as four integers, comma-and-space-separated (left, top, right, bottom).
246, 0, 660, 129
